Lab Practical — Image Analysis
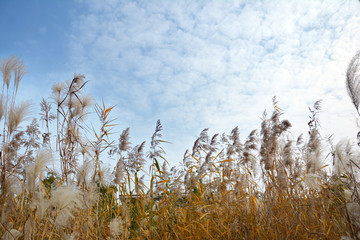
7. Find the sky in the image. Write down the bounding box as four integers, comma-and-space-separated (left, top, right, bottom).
1, 0, 360, 170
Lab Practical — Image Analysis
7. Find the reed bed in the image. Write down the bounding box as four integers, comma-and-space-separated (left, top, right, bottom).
0, 55, 360, 239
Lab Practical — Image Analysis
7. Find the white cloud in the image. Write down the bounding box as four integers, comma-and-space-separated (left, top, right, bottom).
68, 0, 360, 163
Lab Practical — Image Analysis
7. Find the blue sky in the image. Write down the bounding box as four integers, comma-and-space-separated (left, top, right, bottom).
1, 0, 360, 168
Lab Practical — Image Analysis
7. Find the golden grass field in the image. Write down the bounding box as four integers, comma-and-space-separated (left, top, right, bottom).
1, 55, 360, 239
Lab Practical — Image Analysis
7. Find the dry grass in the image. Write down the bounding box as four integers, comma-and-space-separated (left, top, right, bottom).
0, 56, 360, 240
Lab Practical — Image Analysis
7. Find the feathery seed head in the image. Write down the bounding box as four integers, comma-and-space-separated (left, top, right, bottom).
283, 140, 294, 166
306, 148, 323, 174
308, 129, 321, 153
0, 56, 17, 89
304, 173, 321, 191
8, 102, 31, 134
80, 94, 94, 110
114, 158, 125, 185
109, 217, 125, 237
51, 82, 66, 103
82, 183, 98, 209
51, 185, 81, 229
192, 138, 200, 155
200, 128, 209, 142
5, 175, 22, 196
76, 161, 93, 186
281, 120, 291, 131
13, 58, 28, 92
346, 51, 360, 112
296, 134, 304, 146
127, 142, 146, 172
270, 111, 280, 124
334, 139, 354, 175
34, 190, 51, 220
119, 128, 131, 152
210, 133, 219, 147
230, 126, 240, 144
72, 73, 85, 88
25, 150, 52, 193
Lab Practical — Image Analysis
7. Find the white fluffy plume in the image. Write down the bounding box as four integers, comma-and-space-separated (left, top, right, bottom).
25, 150, 53, 194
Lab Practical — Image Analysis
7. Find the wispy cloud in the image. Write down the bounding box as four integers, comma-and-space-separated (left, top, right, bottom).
69, 0, 360, 161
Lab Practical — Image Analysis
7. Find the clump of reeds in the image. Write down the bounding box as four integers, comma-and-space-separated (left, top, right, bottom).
1, 54, 360, 239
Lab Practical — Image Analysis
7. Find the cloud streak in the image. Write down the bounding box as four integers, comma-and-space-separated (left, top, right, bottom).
68, 0, 360, 162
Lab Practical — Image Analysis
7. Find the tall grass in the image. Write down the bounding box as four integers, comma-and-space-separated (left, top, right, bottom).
0, 54, 360, 239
